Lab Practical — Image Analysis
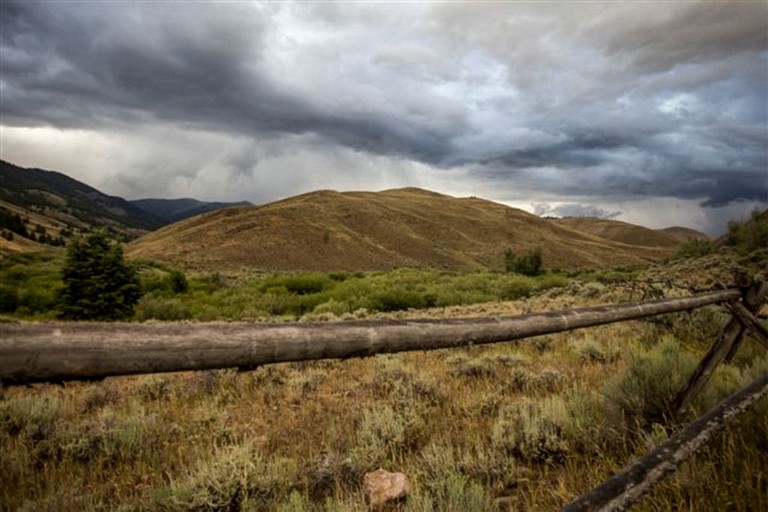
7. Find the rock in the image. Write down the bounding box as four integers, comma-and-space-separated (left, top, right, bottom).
363, 468, 410, 510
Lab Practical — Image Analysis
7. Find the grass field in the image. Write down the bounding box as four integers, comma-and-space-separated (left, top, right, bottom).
2, 278, 767, 511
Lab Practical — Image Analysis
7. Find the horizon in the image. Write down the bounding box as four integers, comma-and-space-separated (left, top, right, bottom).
1, 1, 766, 236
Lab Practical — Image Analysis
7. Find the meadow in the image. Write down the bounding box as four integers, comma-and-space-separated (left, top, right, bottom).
2, 262, 767, 510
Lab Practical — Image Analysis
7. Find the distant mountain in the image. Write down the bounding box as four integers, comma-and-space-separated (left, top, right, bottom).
0, 159, 253, 253
0, 159, 165, 249
130, 198, 253, 225
128, 187, 678, 272
552, 217, 709, 248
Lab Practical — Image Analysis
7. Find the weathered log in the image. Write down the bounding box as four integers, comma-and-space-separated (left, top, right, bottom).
675, 282, 767, 414
0, 289, 741, 384
726, 302, 768, 349
563, 371, 768, 512
725, 280, 768, 362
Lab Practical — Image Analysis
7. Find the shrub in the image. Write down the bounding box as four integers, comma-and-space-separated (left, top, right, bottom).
505, 247, 543, 276
140, 267, 189, 296
0, 396, 62, 443
0, 285, 18, 313
724, 209, 768, 255
573, 338, 621, 364
154, 443, 296, 509
491, 396, 572, 463
604, 336, 698, 426
670, 238, 715, 260
498, 277, 534, 300
135, 296, 192, 321
352, 403, 426, 468
260, 273, 332, 296
370, 288, 430, 312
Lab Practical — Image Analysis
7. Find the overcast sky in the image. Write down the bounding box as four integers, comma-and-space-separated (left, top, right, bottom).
1, 1, 766, 235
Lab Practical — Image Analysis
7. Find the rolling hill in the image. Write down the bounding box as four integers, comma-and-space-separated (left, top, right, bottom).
127, 187, 678, 272
553, 217, 709, 247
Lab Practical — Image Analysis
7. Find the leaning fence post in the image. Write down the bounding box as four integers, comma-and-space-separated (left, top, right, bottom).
724, 278, 768, 362
674, 276, 767, 415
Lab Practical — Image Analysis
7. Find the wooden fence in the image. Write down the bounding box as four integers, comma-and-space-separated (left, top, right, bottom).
1, 280, 766, 510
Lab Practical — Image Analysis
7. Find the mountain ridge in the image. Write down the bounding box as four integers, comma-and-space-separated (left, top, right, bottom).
129, 198, 253, 225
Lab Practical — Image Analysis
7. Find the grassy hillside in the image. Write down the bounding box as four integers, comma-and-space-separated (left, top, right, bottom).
553, 217, 708, 248
128, 188, 673, 272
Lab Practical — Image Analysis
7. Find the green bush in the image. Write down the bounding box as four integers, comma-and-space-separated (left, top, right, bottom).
724, 209, 768, 255
259, 273, 332, 295
505, 247, 543, 276
604, 336, 698, 426
135, 296, 192, 321
670, 238, 715, 260
0, 285, 18, 313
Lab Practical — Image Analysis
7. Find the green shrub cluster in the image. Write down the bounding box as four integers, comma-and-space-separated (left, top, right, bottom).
0, 252, 62, 318
136, 268, 571, 321
604, 336, 699, 427
670, 238, 715, 260
724, 209, 768, 255
504, 247, 543, 276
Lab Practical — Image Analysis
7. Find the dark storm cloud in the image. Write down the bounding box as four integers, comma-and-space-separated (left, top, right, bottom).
1, 0, 766, 211
1, 1, 457, 160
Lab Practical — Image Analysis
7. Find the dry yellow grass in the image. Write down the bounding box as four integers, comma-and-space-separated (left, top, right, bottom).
127, 188, 673, 272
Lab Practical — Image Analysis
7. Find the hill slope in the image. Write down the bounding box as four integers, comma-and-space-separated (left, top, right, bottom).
128, 188, 675, 271
0, 160, 164, 247
552, 217, 708, 248
130, 198, 253, 225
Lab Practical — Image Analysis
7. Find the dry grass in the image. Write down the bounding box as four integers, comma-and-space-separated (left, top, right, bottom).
2, 281, 766, 511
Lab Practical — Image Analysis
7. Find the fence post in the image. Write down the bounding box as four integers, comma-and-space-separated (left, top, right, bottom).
724, 279, 768, 361
674, 277, 767, 415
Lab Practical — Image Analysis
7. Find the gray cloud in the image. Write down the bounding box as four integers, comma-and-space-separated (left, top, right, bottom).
1, 0, 766, 233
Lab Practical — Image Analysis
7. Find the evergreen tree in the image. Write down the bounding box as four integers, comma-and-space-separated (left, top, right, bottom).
59, 231, 142, 320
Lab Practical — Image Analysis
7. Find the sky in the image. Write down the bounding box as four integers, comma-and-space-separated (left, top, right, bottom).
1, 1, 766, 235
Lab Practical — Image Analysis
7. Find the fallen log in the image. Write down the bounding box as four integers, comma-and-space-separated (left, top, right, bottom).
0, 289, 741, 384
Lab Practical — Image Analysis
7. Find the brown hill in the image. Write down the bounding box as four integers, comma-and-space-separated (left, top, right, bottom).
658, 226, 712, 243
127, 188, 677, 272
552, 217, 705, 248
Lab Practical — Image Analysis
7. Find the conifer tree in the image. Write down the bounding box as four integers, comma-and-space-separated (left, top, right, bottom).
59, 230, 142, 320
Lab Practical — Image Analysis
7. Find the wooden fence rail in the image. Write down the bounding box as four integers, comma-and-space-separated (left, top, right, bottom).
0, 288, 741, 385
